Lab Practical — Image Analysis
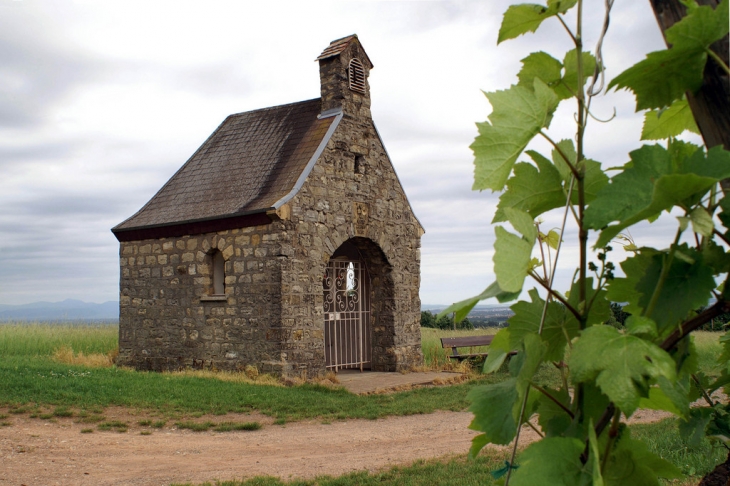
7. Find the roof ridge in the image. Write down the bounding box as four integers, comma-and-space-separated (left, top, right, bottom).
227, 98, 320, 118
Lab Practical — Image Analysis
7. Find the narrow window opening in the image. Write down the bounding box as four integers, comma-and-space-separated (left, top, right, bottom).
348, 58, 366, 94
354, 155, 366, 174
212, 250, 225, 295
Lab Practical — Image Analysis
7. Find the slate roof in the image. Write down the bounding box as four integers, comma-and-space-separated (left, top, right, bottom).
113, 99, 337, 235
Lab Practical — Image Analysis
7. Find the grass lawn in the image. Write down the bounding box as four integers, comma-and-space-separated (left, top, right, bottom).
1, 323, 724, 420
0, 323, 516, 421
1, 322, 727, 484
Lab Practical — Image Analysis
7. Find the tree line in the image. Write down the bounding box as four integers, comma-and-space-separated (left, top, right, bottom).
426, 303, 730, 331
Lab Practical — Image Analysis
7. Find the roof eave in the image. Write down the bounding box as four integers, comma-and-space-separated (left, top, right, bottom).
271, 108, 343, 209
111, 209, 273, 242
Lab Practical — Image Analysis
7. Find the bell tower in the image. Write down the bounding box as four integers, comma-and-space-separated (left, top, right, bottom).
316, 34, 374, 118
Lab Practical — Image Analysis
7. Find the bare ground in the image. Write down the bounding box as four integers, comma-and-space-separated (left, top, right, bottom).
0, 405, 674, 486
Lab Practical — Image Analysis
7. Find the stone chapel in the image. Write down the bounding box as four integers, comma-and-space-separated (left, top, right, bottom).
112, 35, 424, 376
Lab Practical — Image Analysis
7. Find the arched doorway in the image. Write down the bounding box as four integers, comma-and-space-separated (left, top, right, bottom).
323, 240, 372, 371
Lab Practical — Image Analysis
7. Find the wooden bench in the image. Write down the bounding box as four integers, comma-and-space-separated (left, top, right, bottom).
440, 335, 516, 361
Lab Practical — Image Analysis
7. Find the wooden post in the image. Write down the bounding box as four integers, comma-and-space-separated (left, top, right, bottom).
648, 0, 730, 152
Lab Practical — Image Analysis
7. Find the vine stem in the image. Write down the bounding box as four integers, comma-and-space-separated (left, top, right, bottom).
539, 130, 581, 178
660, 298, 730, 351
532, 384, 575, 419
707, 48, 730, 76
525, 420, 545, 438
714, 228, 730, 246
643, 227, 683, 319
536, 222, 549, 281
600, 409, 622, 473
529, 271, 582, 320
692, 374, 716, 407
556, 13, 578, 45
504, 175, 577, 486
574, 0, 587, 323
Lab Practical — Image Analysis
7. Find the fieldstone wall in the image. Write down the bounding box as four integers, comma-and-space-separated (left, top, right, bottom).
273, 39, 424, 374
275, 124, 424, 373
117, 227, 291, 374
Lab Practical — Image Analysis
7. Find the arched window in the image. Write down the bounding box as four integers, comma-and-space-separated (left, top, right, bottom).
348, 58, 366, 94
212, 250, 225, 295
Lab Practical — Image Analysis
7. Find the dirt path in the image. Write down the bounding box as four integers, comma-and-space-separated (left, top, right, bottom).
0, 405, 674, 486
1, 409, 475, 486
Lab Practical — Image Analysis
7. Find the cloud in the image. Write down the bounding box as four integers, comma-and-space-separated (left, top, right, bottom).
0, 3, 109, 129
0, 0, 692, 306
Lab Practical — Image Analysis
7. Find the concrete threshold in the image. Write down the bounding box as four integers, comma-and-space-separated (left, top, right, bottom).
334, 369, 465, 395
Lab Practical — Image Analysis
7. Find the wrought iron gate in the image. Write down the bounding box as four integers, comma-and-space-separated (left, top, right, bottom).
323, 259, 371, 370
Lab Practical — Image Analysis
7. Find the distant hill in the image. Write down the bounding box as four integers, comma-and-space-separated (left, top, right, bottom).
421, 303, 511, 313
0, 299, 119, 321
421, 303, 514, 327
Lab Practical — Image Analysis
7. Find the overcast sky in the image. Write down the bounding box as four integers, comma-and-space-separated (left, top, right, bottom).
0, 0, 689, 307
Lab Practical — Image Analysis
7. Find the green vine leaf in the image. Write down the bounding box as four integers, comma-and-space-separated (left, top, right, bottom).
608, 0, 729, 110
535, 383, 611, 441
515, 333, 547, 404
567, 277, 612, 327
493, 151, 565, 223
679, 408, 714, 447
517, 51, 563, 89
558, 48, 597, 100
508, 289, 579, 362
607, 246, 716, 335
494, 226, 535, 293
605, 250, 653, 318
585, 144, 730, 248
689, 206, 714, 237
587, 419, 605, 486
673, 336, 699, 379
542, 229, 560, 250
569, 325, 676, 416
472, 79, 559, 192
483, 327, 512, 373
580, 158, 610, 204
498, 0, 578, 44
641, 98, 700, 140
638, 386, 682, 415
551, 138, 610, 205
669, 138, 702, 166
634, 246, 715, 334
603, 430, 682, 484
703, 241, 730, 275
468, 434, 489, 461
509, 437, 586, 486
468, 379, 519, 448
505, 207, 537, 244
439, 281, 519, 323
707, 404, 730, 446
516, 49, 597, 101
610, 47, 706, 111
659, 376, 691, 418
719, 330, 730, 373
625, 315, 658, 339
551, 138, 576, 181
536, 387, 572, 437
638, 376, 690, 418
